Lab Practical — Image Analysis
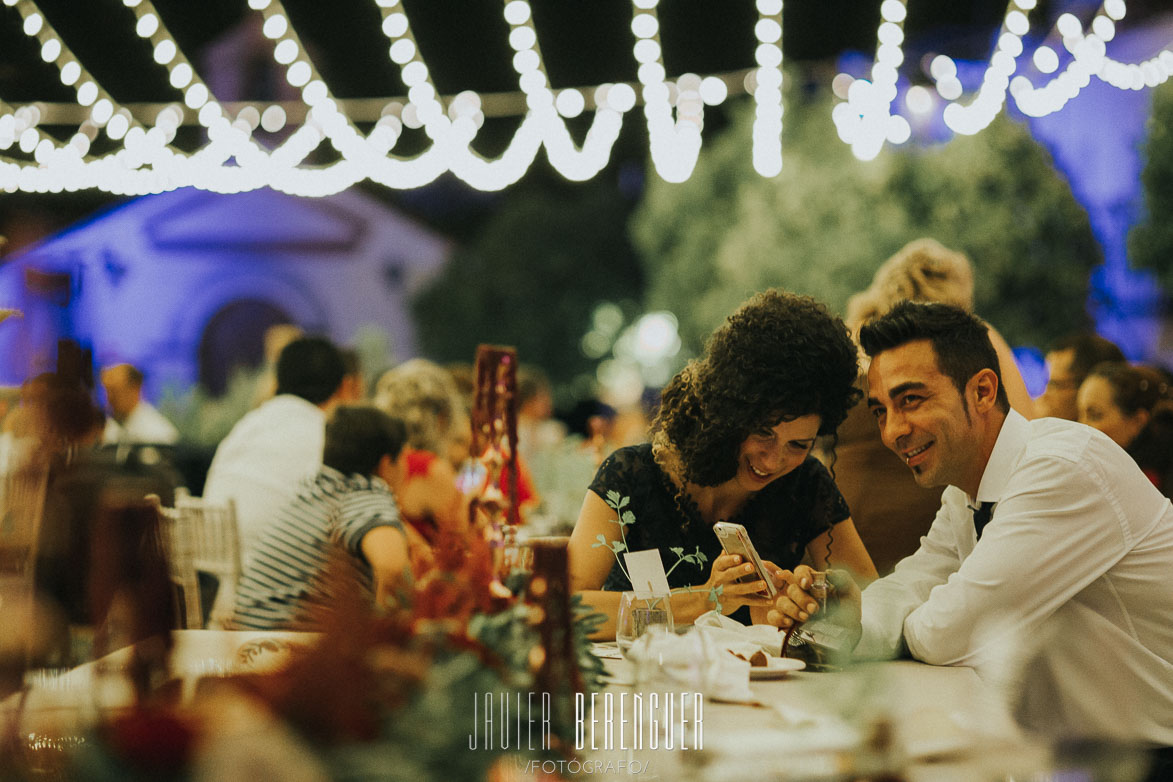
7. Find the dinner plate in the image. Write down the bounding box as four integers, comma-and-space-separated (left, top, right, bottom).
749, 656, 806, 680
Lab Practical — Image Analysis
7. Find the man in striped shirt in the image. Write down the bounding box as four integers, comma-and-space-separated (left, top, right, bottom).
232, 405, 411, 629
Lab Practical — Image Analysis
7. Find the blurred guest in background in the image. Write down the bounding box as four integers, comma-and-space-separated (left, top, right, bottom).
204, 336, 347, 569
562, 397, 619, 467
233, 406, 412, 630
337, 347, 366, 403
1035, 332, 1125, 420
835, 238, 1033, 574
99, 363, 179, 446
374, 358, 471, 543
249, 323, 304, 408
31, 372, 177, 645
516, 365, 564, 464
1078, 361, 1173, 496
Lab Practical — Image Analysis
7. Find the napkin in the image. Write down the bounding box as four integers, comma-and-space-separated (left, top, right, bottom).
693, 610, 785, 659
625, 628, 756, 703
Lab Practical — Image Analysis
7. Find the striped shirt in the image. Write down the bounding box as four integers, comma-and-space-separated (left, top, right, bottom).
232, 466, 405, 630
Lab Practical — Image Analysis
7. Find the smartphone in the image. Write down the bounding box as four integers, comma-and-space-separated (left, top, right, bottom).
712, 521, 777, 597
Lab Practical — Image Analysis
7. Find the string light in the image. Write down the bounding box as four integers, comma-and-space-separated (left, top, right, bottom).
1013, 1, 1172, 118
750, 0, 784, 176
833, 0, 1171, 157
1, 0, 1169, 194
831, 0, 910, 160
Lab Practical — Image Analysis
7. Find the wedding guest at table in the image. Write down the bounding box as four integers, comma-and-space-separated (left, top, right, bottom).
517, 365, 564, 464
569, 289, 877, 639
834, 238, 1034, 574
841, 301, 1173, 745
1077, 361, 1173, 496
1035, 332, 1125, 420
335, 347, 366, 403
99, 363, 179, 446
374, 358, 471, 543
232, 405, 412, 629
31, 373, 178, 651
204, 335, 347, 569
249, 322, 303, 408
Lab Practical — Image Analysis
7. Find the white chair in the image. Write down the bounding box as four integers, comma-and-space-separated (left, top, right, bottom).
175, 494, 241, 629
0, 460, 50, 589
0, 459, 51, 682
150, 494, 202, 630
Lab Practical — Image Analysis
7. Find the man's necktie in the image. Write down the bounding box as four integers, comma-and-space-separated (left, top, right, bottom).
972, 501, 995, 540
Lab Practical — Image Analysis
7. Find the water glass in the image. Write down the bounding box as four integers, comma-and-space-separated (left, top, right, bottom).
615, 591, 674, 657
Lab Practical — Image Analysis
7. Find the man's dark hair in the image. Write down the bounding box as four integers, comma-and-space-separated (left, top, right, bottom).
275, 336, 346, 405
323, 405, 406, 477
1049, 333, 1126, 385
859, 300, 1010, 414
122, 365, 144, 387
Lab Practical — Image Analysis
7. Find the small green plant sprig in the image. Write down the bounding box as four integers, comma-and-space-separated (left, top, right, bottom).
592, 491, 724, 611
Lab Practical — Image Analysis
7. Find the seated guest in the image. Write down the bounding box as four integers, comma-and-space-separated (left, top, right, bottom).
568, 290, 877, 639
836, 238, 1035, 574
203, 336, 347, 569
232, 405, 412, 630
99, 363, 179, 446
1078, 362, 1173, 496
373, 358, 471, 542
837, 302, 1173, 744
1035, 332, 1125, 420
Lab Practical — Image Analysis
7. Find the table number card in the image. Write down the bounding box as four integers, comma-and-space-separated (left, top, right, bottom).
623, 549, 672, 600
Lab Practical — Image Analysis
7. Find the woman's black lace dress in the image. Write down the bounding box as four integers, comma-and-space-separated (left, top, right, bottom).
588, 444, 850, 622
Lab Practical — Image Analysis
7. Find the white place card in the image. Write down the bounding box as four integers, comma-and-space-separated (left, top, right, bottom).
624, 549, 672, 600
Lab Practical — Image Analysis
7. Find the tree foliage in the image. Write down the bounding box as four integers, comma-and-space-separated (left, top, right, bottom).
632, 91, 1101, 356
412, 180, 643, 389
1129, 78, 1173, 291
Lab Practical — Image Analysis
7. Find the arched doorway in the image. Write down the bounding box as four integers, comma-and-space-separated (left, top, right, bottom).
198, 299, 293, 396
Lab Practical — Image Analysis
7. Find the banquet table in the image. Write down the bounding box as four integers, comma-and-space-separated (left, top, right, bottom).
3, 629, 316, 739
4, 630, 1054, 780
586, 652, 1052, 781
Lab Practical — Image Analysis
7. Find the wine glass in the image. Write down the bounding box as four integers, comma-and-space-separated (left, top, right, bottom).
615, 591, 674, 658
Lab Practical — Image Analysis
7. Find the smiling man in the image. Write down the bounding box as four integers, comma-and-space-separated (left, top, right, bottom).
853, 301, 1173, 747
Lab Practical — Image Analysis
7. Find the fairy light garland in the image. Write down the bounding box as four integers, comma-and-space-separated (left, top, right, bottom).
0, 0, 1170, 195
750, 0, 784, 176
831, 0, 911, 161
836, 0, 1172, 158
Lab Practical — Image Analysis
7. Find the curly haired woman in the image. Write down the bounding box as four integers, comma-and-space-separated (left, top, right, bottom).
568, 290, 877, 638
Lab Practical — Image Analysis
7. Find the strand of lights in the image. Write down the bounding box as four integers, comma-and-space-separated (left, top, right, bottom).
502, 0, 624, 184
938, 0, 1032, 136
122, 0, 286, 194
632, 0, 696, 183
251, 0, 376, 195
831, 0, 911, 161
0, 0, 130, 193
750, 0, 783, 175
4, 1, 1169, 194
835, 0, 1172, 160
1012, 2, 1173, 117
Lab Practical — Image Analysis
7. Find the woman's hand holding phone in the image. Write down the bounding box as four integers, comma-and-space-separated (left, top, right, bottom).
702, 552, 778, 614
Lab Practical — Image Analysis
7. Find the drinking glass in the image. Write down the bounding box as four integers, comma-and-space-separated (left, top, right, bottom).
615, 591, 674, 657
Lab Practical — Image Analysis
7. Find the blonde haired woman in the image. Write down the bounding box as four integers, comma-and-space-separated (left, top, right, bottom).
373, 359, 469, 563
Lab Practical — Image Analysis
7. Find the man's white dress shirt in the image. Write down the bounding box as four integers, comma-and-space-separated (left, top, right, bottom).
102, 400, 180, 445
203, 394, 326, 569
857, 409, 1173, 744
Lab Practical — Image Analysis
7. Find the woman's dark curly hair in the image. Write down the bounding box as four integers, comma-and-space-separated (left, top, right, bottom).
652, 289, 860, 487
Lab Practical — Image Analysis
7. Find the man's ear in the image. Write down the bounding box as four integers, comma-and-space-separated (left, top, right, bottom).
970, 368, 1001, 413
